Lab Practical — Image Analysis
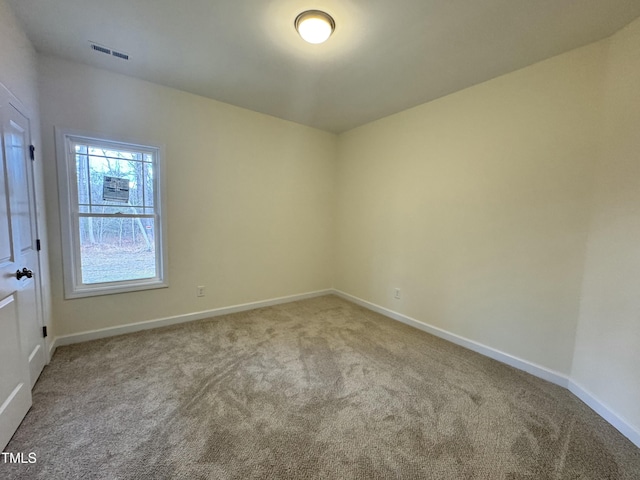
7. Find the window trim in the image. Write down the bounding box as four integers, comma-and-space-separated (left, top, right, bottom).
55, 127, 169, 299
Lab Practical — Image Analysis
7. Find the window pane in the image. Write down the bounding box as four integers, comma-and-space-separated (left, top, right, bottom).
88, 156, 128, 207
79, 216, 157, 284
130, 161, 144, 207
76, 154, 90, 205
80, 152, 151, 209
144, 162, 154, 208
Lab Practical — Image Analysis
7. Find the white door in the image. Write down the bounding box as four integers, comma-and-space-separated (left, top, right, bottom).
0, 87, 46, 450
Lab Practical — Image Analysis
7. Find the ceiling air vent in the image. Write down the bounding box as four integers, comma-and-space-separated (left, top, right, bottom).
89, 42, 130, 61
111, 51, 129, 61
90, 43, 111, 55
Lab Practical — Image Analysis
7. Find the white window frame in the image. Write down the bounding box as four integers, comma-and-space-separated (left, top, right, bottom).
55, 128, 168, 298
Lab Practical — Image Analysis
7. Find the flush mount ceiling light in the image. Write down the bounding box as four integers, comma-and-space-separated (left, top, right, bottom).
295, 10, 335, 44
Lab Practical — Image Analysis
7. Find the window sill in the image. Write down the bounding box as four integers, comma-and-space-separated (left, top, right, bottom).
64, 279, 168, 299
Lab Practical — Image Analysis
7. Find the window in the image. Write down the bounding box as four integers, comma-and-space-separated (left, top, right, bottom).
56, 130, 168, 298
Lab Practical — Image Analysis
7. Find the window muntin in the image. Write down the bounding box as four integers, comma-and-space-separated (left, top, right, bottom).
57, 131, 167, 298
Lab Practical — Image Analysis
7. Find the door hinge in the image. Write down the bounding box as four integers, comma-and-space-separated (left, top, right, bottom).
42, 326, 48, 338
30, 145, 35, 160
36, 239, 41, 251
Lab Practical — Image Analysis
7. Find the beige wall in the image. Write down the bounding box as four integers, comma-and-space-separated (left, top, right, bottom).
38, 55, 337, 336
0, 0, 52, 345
0, 0, 38, 109
335, 42, 607, 375
572, 17, 640, 434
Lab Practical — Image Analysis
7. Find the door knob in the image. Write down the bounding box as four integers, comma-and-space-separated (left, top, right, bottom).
16, 268, 33, 280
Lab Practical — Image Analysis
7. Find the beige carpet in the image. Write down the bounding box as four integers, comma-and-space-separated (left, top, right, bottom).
3, 295, 639, 479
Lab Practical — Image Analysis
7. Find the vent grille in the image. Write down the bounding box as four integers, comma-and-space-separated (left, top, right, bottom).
112, 51, 129, 60
90, 44, 111, 55
89, 42, 130, 61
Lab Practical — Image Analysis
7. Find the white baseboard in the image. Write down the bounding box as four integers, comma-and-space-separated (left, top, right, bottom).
48, 337, 57, 361
332, 289, 569, 387
52, 289, 332, 348
568, 380, 640, 448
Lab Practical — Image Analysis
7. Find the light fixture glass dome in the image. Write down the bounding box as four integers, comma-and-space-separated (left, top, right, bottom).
295, 10, 335, 44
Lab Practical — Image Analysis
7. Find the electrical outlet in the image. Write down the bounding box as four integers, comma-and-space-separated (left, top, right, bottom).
197, 286, 206, 297
394, 288, 401, 299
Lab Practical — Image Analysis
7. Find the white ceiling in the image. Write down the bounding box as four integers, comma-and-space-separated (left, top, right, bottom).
8, 0, 640, 133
